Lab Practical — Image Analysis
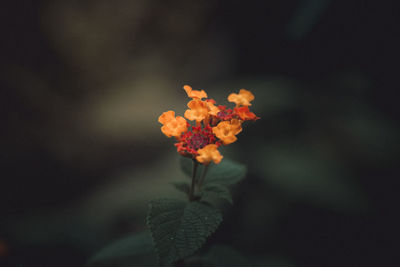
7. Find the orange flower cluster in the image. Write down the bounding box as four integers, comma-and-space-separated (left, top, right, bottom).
158, 85, 259, 165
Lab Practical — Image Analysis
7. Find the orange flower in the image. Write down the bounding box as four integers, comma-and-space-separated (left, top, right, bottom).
206, 99, 220, 116
227, 89, 255, 106
158, 111, 188, 137
234, 106, 260, 121
212, 119, 242, 145
196, 144, 223, 164
184, 100, 209, 122
183, 85, 207, 99
158, 110, 175, 124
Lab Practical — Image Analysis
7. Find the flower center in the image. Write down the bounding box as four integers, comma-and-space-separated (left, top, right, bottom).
217, 111, 227, 118
216, 109, 233, 120
187, 133, 209, 150
175, 125, 216, 156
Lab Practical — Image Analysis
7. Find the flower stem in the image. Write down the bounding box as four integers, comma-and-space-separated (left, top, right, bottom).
189, 159, 198, 201
198, 164, 209, 190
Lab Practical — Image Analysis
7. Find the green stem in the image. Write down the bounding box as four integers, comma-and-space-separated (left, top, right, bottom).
198, 164, 209, 190
188, 159, 198, 201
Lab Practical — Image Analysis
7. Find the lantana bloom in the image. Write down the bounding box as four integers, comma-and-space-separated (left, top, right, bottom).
183, 85, 207, 99
158, 111, 188, 137
184, 100, 209, 122
234, 106, 260, 121
212, 119, 242, 145
196, 144, 223, 165
228, 89, 255, 106
158, 85, 259, 164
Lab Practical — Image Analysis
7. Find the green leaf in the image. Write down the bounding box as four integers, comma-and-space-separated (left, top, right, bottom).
201, 184, 233, 205
87, 231, 158, 267
171, 181, 190, 195
204, 158, 247, 186
203, 245, 251, 267
147, 198, 222, 266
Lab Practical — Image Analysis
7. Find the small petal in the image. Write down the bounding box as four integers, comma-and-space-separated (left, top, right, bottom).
183, 85, 208, 99
196, 144, 223, 164
234, 106, 260, 121
158, 110, 175, 125
159, 112, 188, 138
230, 119, 243, 135
227, 89, 255, 106
206, 99, 220, 116
184, 100, 209, 122
212, 119, 242, 145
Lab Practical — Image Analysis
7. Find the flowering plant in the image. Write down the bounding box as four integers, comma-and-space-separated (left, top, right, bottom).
88, 85, 259, 267
158, 85, 259, 203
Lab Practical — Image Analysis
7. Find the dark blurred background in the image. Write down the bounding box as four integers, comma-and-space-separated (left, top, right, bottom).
1, 0, 399, 266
